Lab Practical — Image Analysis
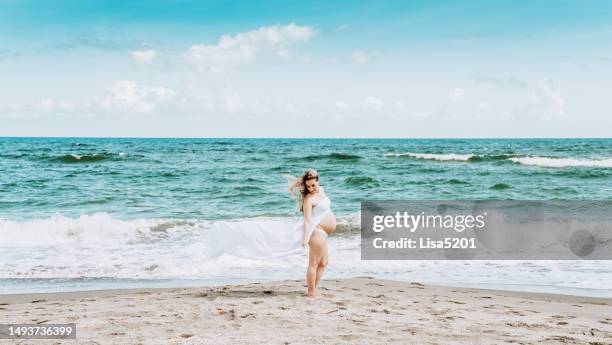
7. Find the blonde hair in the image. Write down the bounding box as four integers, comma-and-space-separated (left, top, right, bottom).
282, 169, 319, 212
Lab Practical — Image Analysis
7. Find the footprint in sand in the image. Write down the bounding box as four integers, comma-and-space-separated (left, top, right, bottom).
445, 300, 466, 305
429, 308, 450, 316
444, 315, 465, 320
543, 335, 579, 343
504, 322, 549, 330
350, 319, 368, 326
366, 294, 385, 299
239, 312, 256, 319
551, 315, 577, 320
339, 334, 359, 340
506, 310, 527, 316
216, 307, 236, 320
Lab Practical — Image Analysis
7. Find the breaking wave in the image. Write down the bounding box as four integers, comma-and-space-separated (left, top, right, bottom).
509, 157, 612, 168
386, 152, 612, 168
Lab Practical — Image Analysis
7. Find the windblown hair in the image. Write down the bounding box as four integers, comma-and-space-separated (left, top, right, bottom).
282, 169, 319, 212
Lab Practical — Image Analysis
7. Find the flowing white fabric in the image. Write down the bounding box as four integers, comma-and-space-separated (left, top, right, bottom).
201, 197, 332, 260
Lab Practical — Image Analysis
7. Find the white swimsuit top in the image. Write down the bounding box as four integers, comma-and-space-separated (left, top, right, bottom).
305, 196, 332, 242
312, 196, 331, 217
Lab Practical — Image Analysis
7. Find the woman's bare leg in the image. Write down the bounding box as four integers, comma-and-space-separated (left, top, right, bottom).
315, 246, 329, 289
314, 228, 329, 290
306, 231, 326, 297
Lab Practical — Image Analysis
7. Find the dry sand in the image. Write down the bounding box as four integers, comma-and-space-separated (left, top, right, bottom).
1, 277, 611, 345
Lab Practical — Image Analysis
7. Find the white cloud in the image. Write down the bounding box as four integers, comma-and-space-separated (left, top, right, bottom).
101, 80, 176, 114
186, 23, 316, 70
362, 96, 383, 110
414, 109, 437, 118
352, 50, 369, 64
129, 49, 156, 64
35, 97, 55, 112
532, 79, 565, 118
450, 88, 466, 103
471, 74, 528, 88
285, 103, 296, 113
335, 100, 348, 110
149, 86, 176, 101
222, 90, 243, 113
299, 55, 313, 64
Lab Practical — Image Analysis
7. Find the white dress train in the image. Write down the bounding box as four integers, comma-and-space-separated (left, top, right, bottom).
201, 197, 332, 260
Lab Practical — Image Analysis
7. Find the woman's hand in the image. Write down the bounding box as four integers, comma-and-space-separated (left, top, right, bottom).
300, 238, 308, 248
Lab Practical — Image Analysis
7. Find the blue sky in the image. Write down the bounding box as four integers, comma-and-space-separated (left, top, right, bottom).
1, 0, 612, 137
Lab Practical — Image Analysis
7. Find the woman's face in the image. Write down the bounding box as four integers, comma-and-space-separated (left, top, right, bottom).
305, 178, 319, 194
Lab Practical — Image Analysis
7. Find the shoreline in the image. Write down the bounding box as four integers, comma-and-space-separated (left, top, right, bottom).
2, 277, 611, 344
2, 276, 611, 300
2, 277, 612, 305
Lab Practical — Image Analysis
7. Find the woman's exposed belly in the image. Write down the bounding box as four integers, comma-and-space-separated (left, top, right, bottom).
318, 211, 337, 235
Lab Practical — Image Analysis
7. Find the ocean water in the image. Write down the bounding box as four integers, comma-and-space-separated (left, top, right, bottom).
1, 137, 612, 296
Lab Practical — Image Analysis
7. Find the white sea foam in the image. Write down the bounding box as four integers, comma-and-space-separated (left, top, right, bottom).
0, 213, 193, 247
385, 152, 473, 161
1, 214, 612, 296
509, 156, 612, 168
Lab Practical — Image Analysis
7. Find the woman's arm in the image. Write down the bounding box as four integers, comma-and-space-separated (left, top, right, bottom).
302, 197, 312, 246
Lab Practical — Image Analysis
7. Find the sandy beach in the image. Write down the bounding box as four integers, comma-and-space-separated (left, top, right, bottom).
1, 277, 611, 345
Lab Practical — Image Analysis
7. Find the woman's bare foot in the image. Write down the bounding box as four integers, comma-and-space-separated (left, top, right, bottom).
306, 288, 320, 298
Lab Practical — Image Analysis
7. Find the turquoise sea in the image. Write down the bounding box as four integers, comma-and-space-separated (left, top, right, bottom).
1, 137, 612, 296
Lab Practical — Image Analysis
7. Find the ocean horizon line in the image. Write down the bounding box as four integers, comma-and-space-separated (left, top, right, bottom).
2, 136, 612, 140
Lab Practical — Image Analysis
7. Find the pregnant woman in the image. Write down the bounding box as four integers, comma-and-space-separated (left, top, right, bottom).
201, 168, 336, 298
288, 169, 337, 297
